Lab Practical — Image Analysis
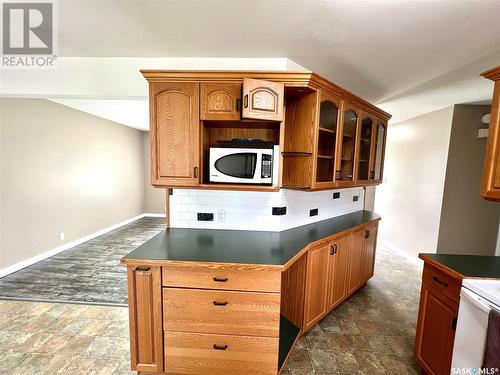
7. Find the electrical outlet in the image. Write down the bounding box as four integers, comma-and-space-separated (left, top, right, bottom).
353, 195, 359, 202
272, 207, 287, 216
333, 192, 340, 199
59, 232, 65, 241
216, 209, 226, 222
197, 213, 214, 221
310, 208, 318, 217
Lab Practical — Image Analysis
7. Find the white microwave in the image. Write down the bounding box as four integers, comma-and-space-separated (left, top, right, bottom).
209, 146, 279, 185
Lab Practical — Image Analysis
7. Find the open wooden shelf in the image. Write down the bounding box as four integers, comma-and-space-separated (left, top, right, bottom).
278, 315, 301, 372
319, 127, 336, 134
198, 183, 280, 192
317, 155, 333, 159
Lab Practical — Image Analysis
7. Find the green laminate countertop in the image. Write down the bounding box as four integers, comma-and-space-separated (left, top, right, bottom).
122, 210, 380, 267
420, 253, 500, 279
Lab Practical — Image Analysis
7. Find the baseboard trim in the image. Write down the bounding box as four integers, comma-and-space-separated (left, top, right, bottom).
0, 213, 165, 278
143, 213, 166, 218
378, 238, 424, 267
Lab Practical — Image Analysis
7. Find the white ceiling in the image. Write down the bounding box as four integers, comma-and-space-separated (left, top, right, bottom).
2, 1, 500, 127
58, 0, 500, 105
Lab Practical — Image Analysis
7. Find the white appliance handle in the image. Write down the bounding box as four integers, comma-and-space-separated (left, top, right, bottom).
461, 287, 493, 314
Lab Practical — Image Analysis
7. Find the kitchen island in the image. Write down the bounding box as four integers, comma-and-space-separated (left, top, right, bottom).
121, 210, 381, 374
414, 253, 500, 375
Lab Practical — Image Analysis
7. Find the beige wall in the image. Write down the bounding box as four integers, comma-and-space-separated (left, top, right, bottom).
437, 105, 499, 255
375, 106, 455, 258
0, 99, 145, 269
142, 132, 166, 214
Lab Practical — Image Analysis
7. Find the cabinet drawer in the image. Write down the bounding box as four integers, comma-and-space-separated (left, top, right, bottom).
163, 288, 280, 337
165, 331, 279, 375
422, 264, 461, 304
162, 263, 281, 293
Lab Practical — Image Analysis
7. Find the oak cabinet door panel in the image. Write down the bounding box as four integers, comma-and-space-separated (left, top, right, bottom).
327, 235, 350, 310
415, 282, 458, 375
303, 243, 329, 329
151, 82, 199, 186
201, 83, 241, 121
242, 78, 284, 121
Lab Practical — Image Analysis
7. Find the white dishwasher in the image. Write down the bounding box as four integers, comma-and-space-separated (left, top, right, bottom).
451, 279, 500, 370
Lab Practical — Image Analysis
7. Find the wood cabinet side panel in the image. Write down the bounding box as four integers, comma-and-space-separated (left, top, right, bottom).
281, 253, 307, 330
127, 265, 163, 373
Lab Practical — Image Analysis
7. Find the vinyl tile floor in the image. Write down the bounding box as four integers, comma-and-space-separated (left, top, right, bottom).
0, 217, 165, 305
0, 243, 423, 374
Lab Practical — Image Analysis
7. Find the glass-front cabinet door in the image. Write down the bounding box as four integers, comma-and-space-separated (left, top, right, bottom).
336, 107, 359, 183
372, 121, 387, 182
356, 115, 375, 183
315, 91, 340, 185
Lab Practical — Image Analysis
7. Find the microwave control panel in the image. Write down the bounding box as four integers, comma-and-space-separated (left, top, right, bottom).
261, 154, 272, 178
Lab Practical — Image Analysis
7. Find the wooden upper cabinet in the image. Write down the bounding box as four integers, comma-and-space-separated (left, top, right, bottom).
303, 242, 330, 330
372, 121, 387, 183
150, 82, 199, 187
327, 234, 350, 310
242, 78, 284, 121
200, 83, 241, 121
356, 114, 375, 183
337, 105, 360, 184
480, 66, 500, 200
315, 91, 341, 187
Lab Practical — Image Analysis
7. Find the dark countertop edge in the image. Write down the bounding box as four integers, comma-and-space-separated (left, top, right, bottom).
419, 254, 465, 281
121, 212, 381, 269
419, 253, 500, 280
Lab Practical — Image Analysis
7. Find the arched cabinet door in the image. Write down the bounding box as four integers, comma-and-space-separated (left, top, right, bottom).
242, 78, 284, 121
315, 91, 341, 186
151, 82, 200, 187
356, 114, 375, 183
336, 106, 359, 183
201, 83, 241, 121
372, 121, 387, 182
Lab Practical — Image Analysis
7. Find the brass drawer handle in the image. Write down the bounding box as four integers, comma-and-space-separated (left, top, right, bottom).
213, 301, 228, 306
213, 344, 228, 350
364, 230, 370, 239
432, 277, 448, 287
213, 277, 228, 282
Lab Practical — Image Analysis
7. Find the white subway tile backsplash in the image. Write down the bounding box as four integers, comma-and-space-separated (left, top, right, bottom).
169, 188, 365, 232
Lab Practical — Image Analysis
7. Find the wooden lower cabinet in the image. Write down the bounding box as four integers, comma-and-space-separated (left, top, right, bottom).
303, 241, 330, 330
327, 234, 350, 310
414, 262, 461, 375
163, 287, 280, 337
303, 223, 376, 330
347, 228, 365, 294
126, 265, 163, 373
362, 223, 377, 281
164, 331, 279, 374
125, 220, 380, 374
